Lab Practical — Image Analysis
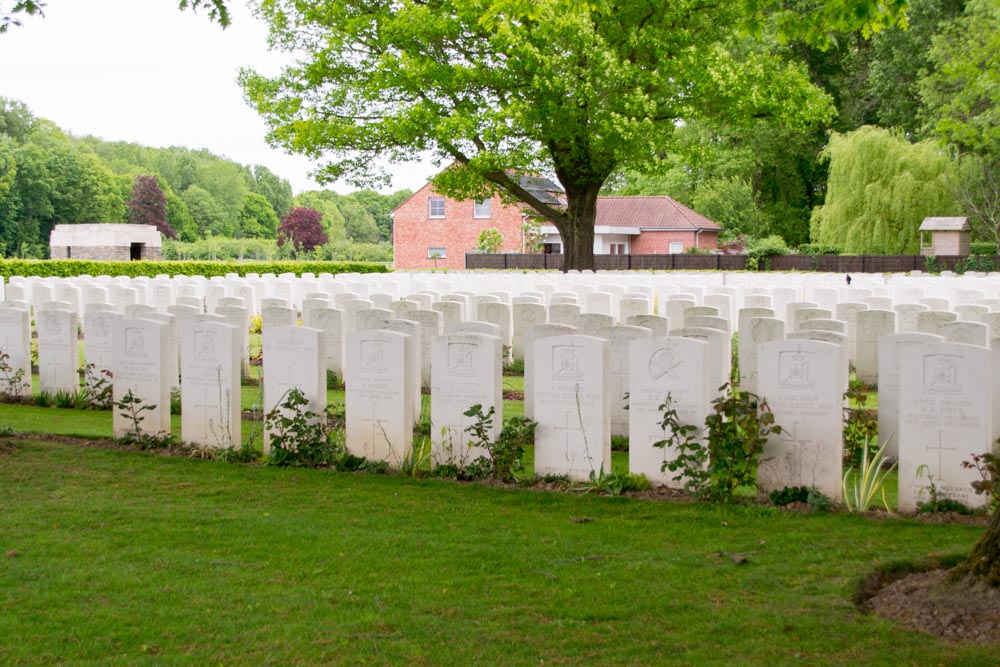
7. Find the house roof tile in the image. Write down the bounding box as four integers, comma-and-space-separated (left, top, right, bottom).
596, 196, 722, 231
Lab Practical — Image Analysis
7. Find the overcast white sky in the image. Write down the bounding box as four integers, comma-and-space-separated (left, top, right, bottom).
0, 0, 437, 194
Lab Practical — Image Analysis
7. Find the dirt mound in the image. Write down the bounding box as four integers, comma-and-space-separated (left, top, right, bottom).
863, 568, 1000, 643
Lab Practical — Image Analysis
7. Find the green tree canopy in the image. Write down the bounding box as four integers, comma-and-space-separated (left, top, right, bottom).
249, 164, 293, 219
810, 126, 961, 253
243, 0, 901, 269
919, 0, 1000, 156
238, 191, 279, 238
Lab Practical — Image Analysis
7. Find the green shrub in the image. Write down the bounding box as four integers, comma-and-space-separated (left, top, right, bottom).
0, 258, 388, 280
662, 385, 782, 502
969, 241, 997, 256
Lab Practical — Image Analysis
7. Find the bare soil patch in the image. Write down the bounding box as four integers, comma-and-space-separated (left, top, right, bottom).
861, 568, 1000, 643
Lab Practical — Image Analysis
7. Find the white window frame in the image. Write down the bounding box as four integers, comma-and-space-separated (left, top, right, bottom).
473, 199, 492, 219
428, 197, 446, 219
609, 243, 626, 255
669, 241, 684, 255
427, 247, 446, 259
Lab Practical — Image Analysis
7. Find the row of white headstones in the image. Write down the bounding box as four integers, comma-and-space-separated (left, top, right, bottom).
0, 269, 998, 512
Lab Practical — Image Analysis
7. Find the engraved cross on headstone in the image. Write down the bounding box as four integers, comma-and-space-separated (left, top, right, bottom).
926, 430, 958, 480
361, 403, 389, 460
778, 422, 818, 487
554, 409, 588, 467
273, 365, 298, 405
192, 386, 222, 441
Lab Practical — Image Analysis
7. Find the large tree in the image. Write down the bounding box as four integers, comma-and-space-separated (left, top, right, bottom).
127, 174, 176, 239
810, 126, 960, 253
242, 0, 902, 270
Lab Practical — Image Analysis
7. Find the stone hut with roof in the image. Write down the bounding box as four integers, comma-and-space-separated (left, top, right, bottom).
49, 223, 163, 261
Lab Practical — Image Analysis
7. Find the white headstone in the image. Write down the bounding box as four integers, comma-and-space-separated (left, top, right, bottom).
0, 307, 31, 397
854, 310, 896, 385
898, 343, 992, 512
594, 325, 653, 437
345, 329, 413, 466
262, 326, 326, 455
757, 340, 846, 501
628, 337, 711, 487
430, 333, 502, 468
180, 320, 241, 448
112, 318, 171, 437
533, 335, 611, 481
36, 307, 78, 396
877, 333, 942, 458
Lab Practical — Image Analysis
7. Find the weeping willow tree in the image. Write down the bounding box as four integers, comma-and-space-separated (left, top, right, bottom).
810, 126, 961, 254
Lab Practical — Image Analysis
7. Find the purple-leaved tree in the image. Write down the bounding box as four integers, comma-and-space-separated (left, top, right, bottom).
277, 207, 327, 252
127, 175, 176, 239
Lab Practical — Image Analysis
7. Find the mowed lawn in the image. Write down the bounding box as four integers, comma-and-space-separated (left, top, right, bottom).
0, 436, 992, 666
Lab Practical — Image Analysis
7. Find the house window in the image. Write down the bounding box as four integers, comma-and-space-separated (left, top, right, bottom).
474, 199, 491, 218
669, 241, 683, 254
427, 247, 446, 259
544, 242, 562, 254
609, 243, 626, 255
429, 197, 445, 218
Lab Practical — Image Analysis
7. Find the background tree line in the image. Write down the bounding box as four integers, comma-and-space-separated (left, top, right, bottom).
0, 96, 409, 260
606, 0, 999, 255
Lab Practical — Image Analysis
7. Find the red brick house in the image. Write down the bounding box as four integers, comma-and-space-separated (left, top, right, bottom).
392, 181, 721, 270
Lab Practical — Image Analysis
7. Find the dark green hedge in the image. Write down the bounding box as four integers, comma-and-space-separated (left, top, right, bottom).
0, 259, 390, 280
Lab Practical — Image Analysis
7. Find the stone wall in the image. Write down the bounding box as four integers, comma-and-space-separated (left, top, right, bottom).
50, 246, 162, 261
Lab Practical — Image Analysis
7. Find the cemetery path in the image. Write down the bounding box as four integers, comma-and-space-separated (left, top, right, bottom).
865, 569, 1000, 643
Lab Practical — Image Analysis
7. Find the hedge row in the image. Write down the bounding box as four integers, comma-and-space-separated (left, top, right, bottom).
0, 259, 390, 280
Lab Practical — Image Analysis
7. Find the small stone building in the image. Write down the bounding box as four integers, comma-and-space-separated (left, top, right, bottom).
919, 217, 970, 256
49, 223, 163, 261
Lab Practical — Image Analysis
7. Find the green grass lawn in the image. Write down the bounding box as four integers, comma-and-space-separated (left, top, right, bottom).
0, 436, 990, 666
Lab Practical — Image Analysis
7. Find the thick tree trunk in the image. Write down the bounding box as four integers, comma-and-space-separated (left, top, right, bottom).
557, 185, 601, 272
952, 503, 1000, 586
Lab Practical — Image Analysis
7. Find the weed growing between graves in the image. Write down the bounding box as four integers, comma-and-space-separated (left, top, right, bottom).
79, 364, 113, 410
843, 435, 896, 512
916, 463, 973, 514
460, 404, 535, 482
575, 469, 652, 496
0, 351, 27, 400
843, 380, 879, 466
768, 485, 831, 511
663, 384, 782, 502
115, 389, 173, 450
963, 449, 1000, 510
264, 387, 341, 468
53, 390, 76, 409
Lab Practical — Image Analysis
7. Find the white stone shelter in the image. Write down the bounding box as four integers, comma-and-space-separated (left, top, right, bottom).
49, 223, 163, 261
